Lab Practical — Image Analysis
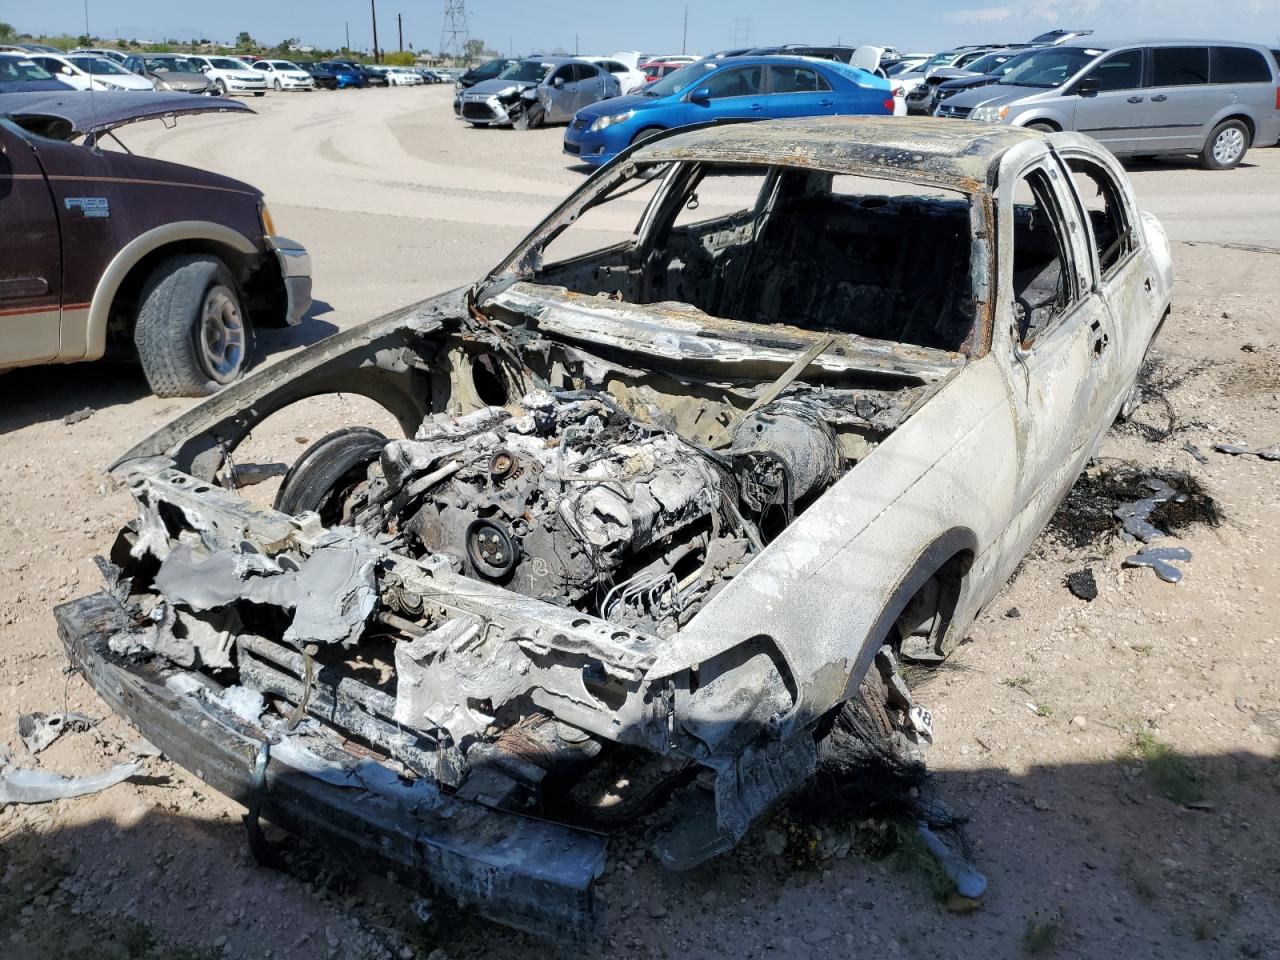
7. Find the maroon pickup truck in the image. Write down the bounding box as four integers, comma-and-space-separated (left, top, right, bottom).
0, 92, 310, 396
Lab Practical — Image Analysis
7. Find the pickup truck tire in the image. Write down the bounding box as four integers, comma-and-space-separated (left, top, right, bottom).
135, 255, 253, 398
1200, 120, 1249, 170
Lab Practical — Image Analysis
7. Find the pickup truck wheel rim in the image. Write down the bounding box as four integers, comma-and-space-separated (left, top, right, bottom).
198, 285, 246, 384
1213, 128, 1244, 165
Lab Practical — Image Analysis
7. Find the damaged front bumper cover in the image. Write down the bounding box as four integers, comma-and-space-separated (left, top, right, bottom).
55, 592, 605, 940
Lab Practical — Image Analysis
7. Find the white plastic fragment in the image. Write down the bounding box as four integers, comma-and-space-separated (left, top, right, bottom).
0, 760, 141, 805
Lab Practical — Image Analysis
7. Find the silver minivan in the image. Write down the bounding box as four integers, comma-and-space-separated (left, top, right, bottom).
939, 40, 1280, 169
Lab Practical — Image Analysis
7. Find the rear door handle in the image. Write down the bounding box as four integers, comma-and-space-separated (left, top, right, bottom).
1151, 94, 1168, 102
818, 99, 834, 106
748, 102, 764, 111
1127, 96, 1144, 103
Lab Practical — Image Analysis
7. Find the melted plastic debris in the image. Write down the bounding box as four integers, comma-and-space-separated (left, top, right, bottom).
1214, 442, 1280, 461
1123, 545, 1193, 583
1114, 477, 1182, 543
0, 759, 141, 805
153, 531, 381, 648
17, 711, 96, 755
1048, 465, 1221, 550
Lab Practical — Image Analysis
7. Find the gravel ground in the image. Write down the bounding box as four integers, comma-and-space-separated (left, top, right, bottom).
2, 87, 1278, 960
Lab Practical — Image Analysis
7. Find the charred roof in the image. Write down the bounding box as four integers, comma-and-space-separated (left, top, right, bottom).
634, 116, 1043, 192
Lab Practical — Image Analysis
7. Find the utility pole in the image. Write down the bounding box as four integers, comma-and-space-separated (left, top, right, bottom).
397, 13, 403, 52
345, 20, 350, 54
682, 5, 688, 55
370, 0, 380, 62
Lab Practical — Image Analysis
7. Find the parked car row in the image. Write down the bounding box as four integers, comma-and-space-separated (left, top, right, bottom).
924, 39, 1280, 170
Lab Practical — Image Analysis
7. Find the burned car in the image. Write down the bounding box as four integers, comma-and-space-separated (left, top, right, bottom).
58, 118, 1171, 937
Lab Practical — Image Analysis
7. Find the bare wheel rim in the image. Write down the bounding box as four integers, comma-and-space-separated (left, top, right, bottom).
197, 284, 246, 384
1213, 127, 1245, 165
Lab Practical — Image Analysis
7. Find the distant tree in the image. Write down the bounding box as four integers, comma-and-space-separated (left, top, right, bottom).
0, 22, 16, 42
462, 37, 485, 62
235, 30, 255, 52
384, 50, 415, 66
77, 34, 92, 47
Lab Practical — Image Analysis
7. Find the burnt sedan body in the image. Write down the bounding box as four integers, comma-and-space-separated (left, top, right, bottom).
59, 118, 1171, 937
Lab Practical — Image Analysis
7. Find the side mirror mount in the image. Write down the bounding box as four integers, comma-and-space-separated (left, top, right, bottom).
1074, 76, 1100, 97
552, 76, 565, 88
690, 87, 712, 103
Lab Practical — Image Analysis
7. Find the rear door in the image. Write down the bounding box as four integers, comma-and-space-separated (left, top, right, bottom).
1070, 47, 1147, 153
573, 63, 605, 111
1144, 45, 1215, 150
765, 63, 837, 118
0, 122, 61, 366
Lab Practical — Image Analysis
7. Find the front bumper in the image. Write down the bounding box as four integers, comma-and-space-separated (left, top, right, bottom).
55, 593, 604, 940
266, 235, 312, 326
225, 77, 268, 93
563, 121, 622, 166
460, 96, 514, 126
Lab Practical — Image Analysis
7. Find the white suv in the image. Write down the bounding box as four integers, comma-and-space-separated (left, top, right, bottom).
186, 55, 268, 97
252, 59, 315, 91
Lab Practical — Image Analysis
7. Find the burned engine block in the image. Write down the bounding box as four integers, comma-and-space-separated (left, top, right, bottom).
366, 392, 726, 611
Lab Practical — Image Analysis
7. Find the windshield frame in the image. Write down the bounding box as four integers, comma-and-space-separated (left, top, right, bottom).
146, 56, 201, 74
644, 59, 719, 98
497, 59, 556, 84
67, 55, 131, 76
996, 46, 1101, 88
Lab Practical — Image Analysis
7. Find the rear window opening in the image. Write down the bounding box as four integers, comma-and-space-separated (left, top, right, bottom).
525, 162, 980, 356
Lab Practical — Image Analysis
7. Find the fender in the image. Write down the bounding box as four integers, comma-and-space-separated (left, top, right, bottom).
79, 221, 259, 362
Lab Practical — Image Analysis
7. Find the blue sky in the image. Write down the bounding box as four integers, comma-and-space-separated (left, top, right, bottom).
8, 0, 1278, 55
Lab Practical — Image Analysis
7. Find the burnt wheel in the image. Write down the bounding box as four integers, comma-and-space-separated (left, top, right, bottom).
275, 427, 387, 523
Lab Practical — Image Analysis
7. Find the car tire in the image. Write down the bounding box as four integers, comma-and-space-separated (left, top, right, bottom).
275, 427, 388, 523
214, 79, 228, 96
525, 104, 546, 129
253, 91, 265, 97
135, 255, 253, 398
273, 78, 282, 91
630, 127, 663, 146
1200, 119, 1250, 170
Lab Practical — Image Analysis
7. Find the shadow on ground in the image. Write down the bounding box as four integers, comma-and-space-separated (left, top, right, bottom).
0, 311, 339, 435
2, 748, 1276, 959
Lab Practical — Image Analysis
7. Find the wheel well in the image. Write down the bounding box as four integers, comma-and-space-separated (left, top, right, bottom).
1023, 118, 1061, 132
630, 125, 666, 145
1217, 113, 1255, 143
894, 548, 974, 662
106, 240, 256, 344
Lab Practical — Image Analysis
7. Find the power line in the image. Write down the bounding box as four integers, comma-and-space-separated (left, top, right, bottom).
439, 0, 470, 60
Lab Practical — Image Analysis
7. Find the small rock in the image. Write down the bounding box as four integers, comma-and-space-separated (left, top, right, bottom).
1005, 607, 1021, 619
647, 903, 667, 918
1033, 797, 1052, 812
62, 407, 93, 426
213, 935, 228, 949
1070, 715, 1088, 730
1066, 568, 1098, 602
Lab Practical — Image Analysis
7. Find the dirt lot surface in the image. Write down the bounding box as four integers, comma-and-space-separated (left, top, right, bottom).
2, 88, 1278, 960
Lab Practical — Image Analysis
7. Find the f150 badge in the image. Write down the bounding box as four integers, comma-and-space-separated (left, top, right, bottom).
64, 197, 111, 219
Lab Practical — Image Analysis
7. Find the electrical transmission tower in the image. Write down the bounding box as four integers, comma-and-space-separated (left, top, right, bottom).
732, 17, 751, 48
439, 0, 470, 60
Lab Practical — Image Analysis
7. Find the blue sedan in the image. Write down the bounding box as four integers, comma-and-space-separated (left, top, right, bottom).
565, 56, 895, 166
